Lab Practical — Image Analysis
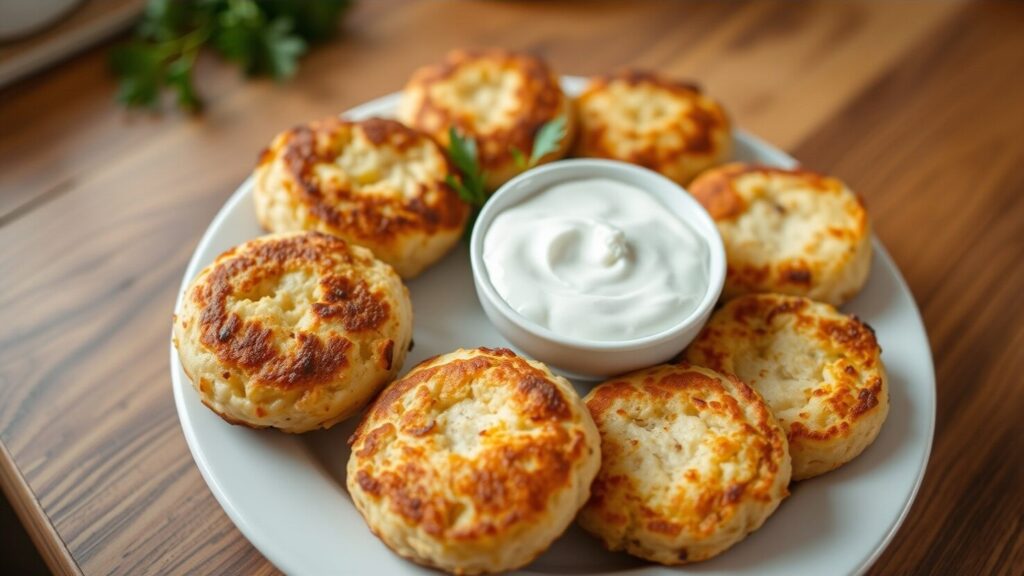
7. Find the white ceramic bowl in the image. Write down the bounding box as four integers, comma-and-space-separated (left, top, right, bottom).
469, 159, 726, 379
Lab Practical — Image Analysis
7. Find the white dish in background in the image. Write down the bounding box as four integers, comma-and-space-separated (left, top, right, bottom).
171, 77, 935, 575
0, 0, 81, 40
0, 0, 144, 87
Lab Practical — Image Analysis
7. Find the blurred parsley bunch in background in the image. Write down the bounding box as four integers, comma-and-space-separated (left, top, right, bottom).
111, 0, 352, 112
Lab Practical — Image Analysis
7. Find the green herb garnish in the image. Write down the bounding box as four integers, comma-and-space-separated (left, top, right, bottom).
512, 115, 568, 170
528, 115, 568, 166
444, 127, 488, 240
446, 116, 569, 240
111, 0, 351, 112
444, 127, 488, 208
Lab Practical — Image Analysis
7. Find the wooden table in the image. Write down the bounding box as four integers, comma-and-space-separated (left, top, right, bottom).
1, 1, 1021, 574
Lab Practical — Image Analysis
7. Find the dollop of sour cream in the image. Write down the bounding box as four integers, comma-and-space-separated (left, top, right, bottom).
483, 178, 709, 342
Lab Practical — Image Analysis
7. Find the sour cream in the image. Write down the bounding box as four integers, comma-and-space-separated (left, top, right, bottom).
482, 178, 709, 342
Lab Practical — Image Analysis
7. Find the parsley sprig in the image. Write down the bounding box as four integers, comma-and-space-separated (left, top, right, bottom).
512, 115, 568, 170
444, 127, 488, 207
111, 0, 351, 112
445, 116, 569, 239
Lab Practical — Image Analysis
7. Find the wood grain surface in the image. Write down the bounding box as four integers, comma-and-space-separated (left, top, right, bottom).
1, 1, 1022, 574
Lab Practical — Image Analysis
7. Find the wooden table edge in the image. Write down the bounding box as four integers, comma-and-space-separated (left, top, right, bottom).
0, 440, 83, 576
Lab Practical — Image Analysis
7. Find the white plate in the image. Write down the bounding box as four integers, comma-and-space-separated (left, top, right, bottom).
171, 77, 935, 575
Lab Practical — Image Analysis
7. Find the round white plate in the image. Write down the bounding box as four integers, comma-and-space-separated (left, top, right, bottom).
171, 77, 935, 575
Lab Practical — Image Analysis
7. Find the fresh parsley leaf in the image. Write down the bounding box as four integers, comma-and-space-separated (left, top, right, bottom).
137, 0, 195, 42
111, 0, 348, 112
530, 115, 567, 166
214, 0, 266, 75
444, 117, 569, 241
445, 127, 487, 206
215, 1, 306, 78
510, 146, 527, 170
110, 42, 164, 107
502, 116, 568, 171
262, 0, 352, 43
444, 174, 472, 205
166, 56, 202, 112
445, 127, 490, 241
446, 127, 478, 175
260, 18, 307, 79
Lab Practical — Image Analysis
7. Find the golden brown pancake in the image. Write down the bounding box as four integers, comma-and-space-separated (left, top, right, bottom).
689, 163, 872, 305
684, 294, 889, 480
173, 231, 413, 433
347, 347, 600, 574
578, 363, 790, 564
254, 117, 469, 278
575, 71, 731, 185
398, 49, 575, 190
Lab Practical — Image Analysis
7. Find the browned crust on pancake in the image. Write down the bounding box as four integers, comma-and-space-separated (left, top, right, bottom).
348, 348, 589, 542
689, 163, 871, 303
583, 364, 787, 543
688, 163, 750, 219
193, 232, 390, 390
685, 294, 884, 445
689, 163, 841, 220
574, 70, 731, 180
260, 116, 468, 240
597, 69, 703, 94
401, 49, 568, 173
